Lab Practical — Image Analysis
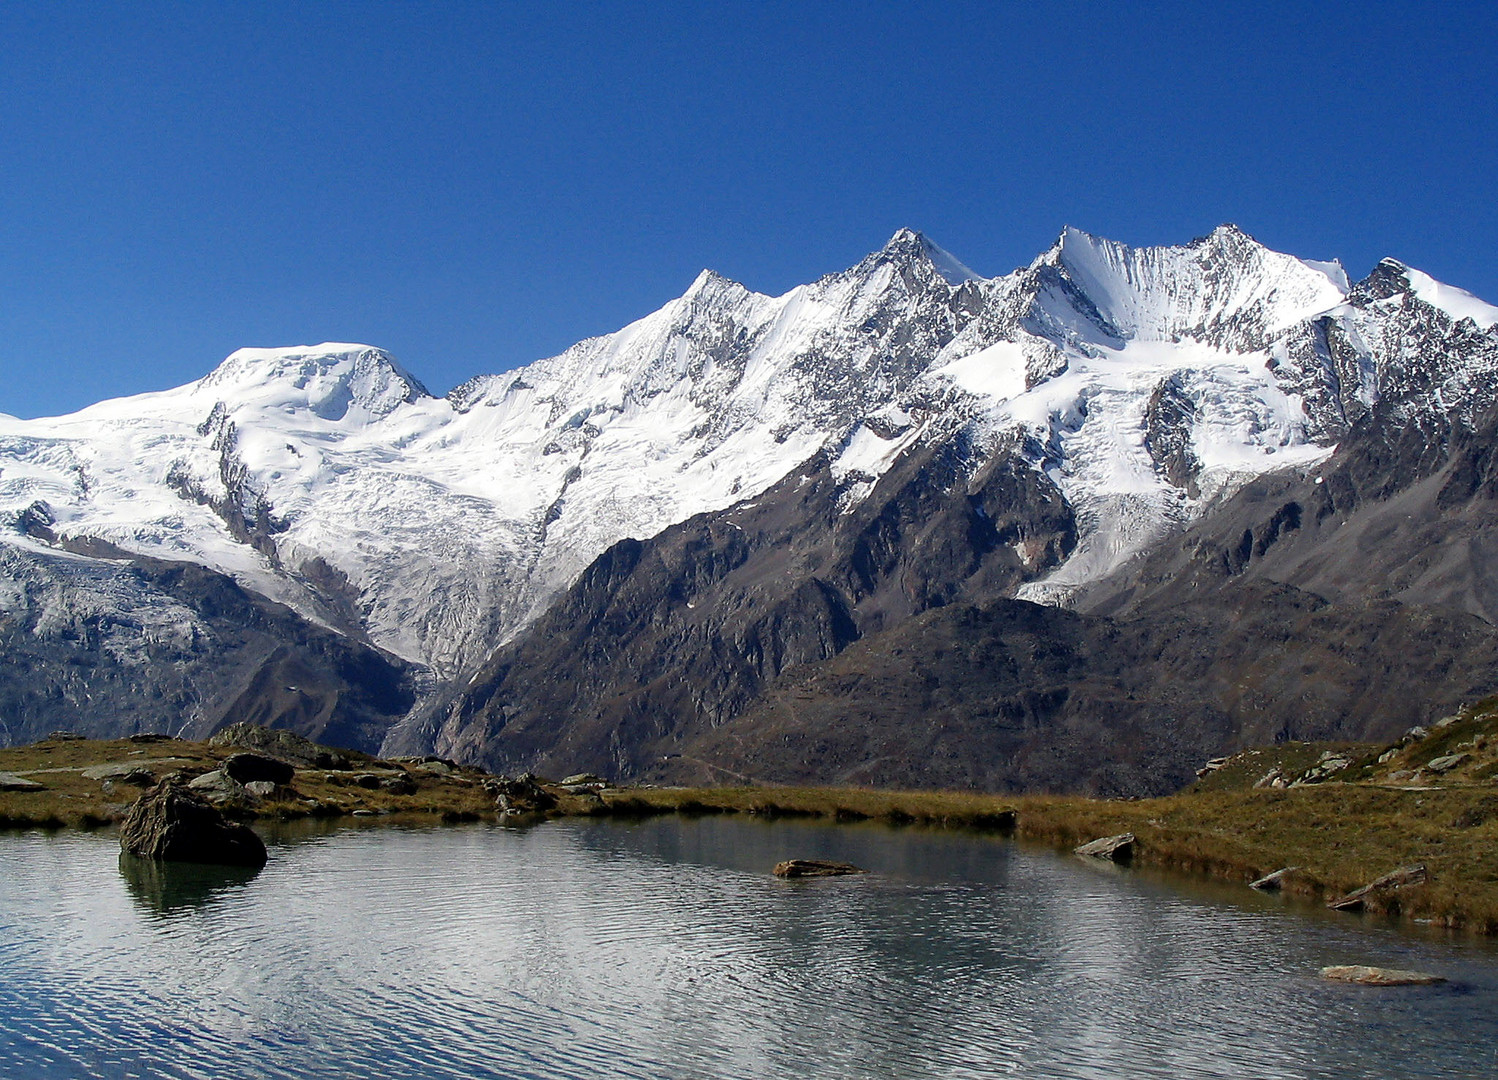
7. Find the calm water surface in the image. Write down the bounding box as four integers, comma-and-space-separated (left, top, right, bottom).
2, 816, 1496, 1079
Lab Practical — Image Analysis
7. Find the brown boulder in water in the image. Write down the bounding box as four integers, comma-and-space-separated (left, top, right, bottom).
119, 775, 267, 868
772, 859, 867, 878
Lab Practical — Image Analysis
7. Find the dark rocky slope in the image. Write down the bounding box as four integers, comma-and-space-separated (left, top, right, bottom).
0, 549, 416, 752
422, 389, 1498, 795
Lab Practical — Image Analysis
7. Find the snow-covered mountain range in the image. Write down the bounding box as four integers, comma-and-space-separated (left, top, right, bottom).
4, 224, 1497, 772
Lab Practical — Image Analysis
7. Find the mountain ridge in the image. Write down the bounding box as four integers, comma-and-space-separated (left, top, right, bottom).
4, 225, 1497, 789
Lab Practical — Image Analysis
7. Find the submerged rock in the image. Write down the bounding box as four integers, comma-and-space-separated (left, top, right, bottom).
1320, 965, 1446, 986
120, 776, 267, 868
772, 859, 867, 878
1075, 832, 1135, 862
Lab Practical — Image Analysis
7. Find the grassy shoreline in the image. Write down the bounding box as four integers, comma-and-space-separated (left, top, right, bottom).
6, 727, 1498, 934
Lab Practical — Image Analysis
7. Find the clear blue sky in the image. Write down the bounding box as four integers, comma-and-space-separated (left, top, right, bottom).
2, 1, 1495, 418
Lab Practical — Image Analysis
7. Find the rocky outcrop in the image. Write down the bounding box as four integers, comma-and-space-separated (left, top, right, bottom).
487, 775, 557, 814
1075, 833, 1136, 862
1249, 866, 1302, 891
209, 723, 352, 770
221, 752, 295, 786
119, 775, 267, 867
1327, 864, 1428, 912
772, 859, 867, 878
0, 771, 43, 791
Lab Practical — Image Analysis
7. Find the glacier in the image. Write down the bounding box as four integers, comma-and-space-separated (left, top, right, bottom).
3, 223, 1495, 708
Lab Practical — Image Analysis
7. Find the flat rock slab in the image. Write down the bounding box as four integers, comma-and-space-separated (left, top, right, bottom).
1327, 864, 1428, 911
0, 771, 45, 791
773, 859, 867, 878
1075, 832, 1135, 862
1250, 866, 1302, 891
1321, 965, 1447, 986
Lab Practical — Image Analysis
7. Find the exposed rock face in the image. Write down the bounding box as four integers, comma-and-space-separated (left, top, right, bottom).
772, 860, 867, 878
0, 549, 416, 753
119, 776, 268, 868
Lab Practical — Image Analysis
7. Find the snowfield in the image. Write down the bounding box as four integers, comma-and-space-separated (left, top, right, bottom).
4, 225, 1494, 684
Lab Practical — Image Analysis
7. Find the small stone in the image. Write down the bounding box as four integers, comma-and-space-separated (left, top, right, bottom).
489, 774, 557, 814
83, 762, 150, 781
1320, 965, 1446, 986
379, 774, 417, 795
244, 780, 277, 798
1075, 832, 1135, 862
187, 770, 244, 805
773, 859, 867, 878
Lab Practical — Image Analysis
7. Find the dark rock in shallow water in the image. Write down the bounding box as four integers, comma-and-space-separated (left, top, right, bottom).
222, 752, 295, 786
772, 859, 867, 878
119, 776, 267, 868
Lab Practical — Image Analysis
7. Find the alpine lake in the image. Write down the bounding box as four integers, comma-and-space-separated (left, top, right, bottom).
3, 814, 1497, 1080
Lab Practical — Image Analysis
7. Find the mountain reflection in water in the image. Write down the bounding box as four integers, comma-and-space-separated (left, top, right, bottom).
2, 817, 1497, 1080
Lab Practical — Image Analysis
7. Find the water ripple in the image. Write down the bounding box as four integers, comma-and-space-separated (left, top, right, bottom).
3, 820, 1498, 1079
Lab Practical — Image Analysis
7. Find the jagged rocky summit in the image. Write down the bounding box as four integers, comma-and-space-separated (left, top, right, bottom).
4, 225, 1498, 795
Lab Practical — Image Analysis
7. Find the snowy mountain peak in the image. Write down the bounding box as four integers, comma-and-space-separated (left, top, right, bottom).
874, 228, 981, 285
195, 344, 432, 423
1353, 259, 1498, 329
6, 224, 1497, 711
1031, 223, 1347, 351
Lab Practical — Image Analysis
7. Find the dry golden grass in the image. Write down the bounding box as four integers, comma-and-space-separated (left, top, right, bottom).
0, 736, 496, 827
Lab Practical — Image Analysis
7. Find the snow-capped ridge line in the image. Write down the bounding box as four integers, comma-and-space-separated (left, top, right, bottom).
4, 224, 1495, 690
